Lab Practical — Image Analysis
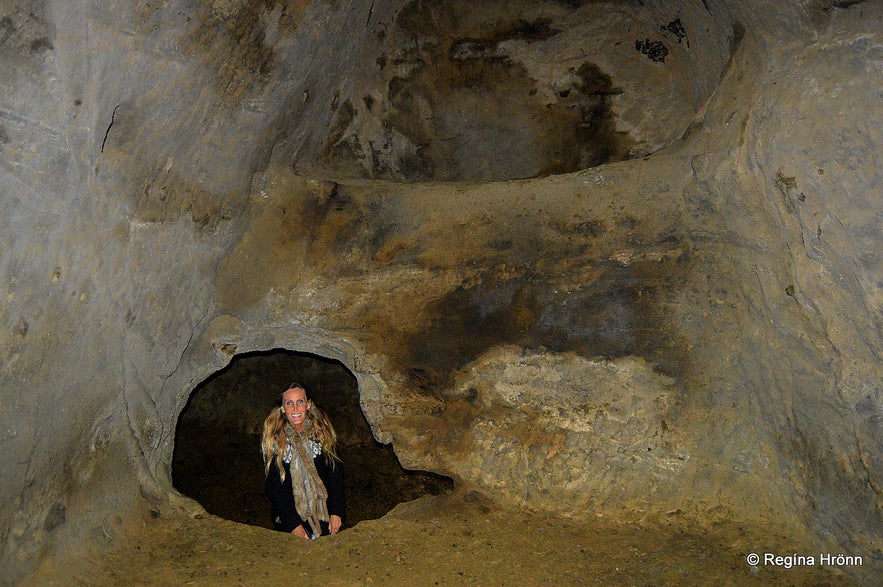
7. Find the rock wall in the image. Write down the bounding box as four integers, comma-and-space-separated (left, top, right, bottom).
0, 0, 880, 582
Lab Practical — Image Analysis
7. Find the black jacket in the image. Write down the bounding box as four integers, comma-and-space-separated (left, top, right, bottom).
265, 452, 345, 536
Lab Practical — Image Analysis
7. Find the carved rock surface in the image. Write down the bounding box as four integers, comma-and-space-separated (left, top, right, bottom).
0, 0, 880, 583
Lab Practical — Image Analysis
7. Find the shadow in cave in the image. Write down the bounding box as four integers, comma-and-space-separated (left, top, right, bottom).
172, 349, 453, 529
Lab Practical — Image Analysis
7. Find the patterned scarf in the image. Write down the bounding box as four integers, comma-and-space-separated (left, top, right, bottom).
283, 423, 328, 538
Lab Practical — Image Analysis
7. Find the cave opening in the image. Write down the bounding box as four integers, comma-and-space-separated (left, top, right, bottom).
172, 348, 453, 530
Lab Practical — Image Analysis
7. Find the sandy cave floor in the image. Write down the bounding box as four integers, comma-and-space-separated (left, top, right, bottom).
31, 490, 858, 586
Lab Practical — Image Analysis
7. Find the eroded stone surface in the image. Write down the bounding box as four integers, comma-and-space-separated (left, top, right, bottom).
294, 0, 735, 181
0, 0, 880, 584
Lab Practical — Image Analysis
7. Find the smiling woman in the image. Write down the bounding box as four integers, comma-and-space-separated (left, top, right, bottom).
261, 383, 345, 539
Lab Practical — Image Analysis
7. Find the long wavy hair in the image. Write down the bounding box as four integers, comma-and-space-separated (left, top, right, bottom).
261, 383, 340, 481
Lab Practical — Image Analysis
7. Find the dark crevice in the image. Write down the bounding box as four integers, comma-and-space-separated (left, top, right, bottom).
100, 104, 120, 154
818, 0, 866, 11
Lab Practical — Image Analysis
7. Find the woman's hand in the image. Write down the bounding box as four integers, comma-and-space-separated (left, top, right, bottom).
329, 515, 342, 535
292, 525, 310, 539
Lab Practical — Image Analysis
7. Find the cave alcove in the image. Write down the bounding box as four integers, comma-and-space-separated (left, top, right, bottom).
172, 349, 453, 529
297, 0, 737, 182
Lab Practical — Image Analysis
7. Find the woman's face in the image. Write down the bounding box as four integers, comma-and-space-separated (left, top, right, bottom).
282, 387, 311, 432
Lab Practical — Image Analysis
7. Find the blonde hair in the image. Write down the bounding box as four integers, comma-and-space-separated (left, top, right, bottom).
261, 383, 340, 481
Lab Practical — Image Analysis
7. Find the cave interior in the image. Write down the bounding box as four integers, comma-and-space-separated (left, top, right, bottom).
0, 0, 880, 585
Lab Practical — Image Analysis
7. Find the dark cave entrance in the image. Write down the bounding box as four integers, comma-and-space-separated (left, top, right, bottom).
172, 349, 453, 530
